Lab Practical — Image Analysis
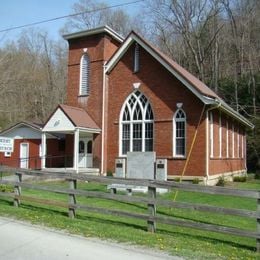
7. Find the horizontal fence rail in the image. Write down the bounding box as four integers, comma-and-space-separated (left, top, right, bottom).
0, 166, 260, 252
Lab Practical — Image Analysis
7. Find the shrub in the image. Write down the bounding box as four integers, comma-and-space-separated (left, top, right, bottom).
0, 184, 14, 193
233, 176, 247, 182
216, 176, 225, 186
174, 177, 181, 182
255, 172, 260, 180
106, 170, 113, 177
192, 178, 200, 184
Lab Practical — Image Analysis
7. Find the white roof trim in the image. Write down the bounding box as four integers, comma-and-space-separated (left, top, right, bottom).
63, 25, 124, 43
0, 122, 58, 139
42, 127, 101, 134
218, 101, 254, 129
105, 33, 253, 128
77, 127, 101, 133
0, 122, 42, 135
105, 34, 209, 104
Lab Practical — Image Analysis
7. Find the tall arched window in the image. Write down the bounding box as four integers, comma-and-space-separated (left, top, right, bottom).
120, 91, 154, 155
79, 54, 90, 96
173, 109, 186, 157
133, 43, 140, 72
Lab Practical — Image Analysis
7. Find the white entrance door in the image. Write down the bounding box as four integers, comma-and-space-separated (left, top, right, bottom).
20, 143, 29, 169
78, 138, 93, 168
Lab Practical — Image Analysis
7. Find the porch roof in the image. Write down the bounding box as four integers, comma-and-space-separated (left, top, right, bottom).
42, 104, 101, 133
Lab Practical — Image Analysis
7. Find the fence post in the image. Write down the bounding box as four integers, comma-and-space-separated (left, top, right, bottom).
257, 197, 260, 252
68, 179, 77, 218
147, 185, 156, 233
14, 172, 22, 207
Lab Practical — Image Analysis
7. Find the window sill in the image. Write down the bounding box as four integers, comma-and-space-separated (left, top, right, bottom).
78, 94, 89, 97
173, 156, 186, 160
210, 157, 244, 160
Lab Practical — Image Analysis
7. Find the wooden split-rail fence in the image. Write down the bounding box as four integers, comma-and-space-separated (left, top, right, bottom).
0, 167, 260, 252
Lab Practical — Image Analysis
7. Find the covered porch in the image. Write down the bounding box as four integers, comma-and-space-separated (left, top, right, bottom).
41, 104, 101, 173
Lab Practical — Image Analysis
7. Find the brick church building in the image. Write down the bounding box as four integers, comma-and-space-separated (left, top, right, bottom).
1, 26, 253, 184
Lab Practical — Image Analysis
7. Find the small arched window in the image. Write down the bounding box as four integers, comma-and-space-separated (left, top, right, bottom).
87, 140, 92, 154
79, 54, 90, 96
120, 91, 154, 155
79, 141, 85, 153
174, 109, 186, 157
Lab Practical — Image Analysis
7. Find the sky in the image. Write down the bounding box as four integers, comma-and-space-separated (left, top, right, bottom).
0, 0, 141, 46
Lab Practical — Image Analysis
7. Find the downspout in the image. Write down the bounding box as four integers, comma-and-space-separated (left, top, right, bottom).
101, 62, 107, 175
205, 99, 221, 184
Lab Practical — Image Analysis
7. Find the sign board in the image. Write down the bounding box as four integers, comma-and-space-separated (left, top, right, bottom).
0, 137, 14, 153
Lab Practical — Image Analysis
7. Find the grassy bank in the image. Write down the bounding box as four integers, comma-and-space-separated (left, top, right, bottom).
0, 179, 259, 259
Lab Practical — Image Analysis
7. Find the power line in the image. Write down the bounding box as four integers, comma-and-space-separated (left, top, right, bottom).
0, 0, 143, 33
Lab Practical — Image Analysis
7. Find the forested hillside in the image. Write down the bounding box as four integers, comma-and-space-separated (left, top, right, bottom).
0, 0, 259, 171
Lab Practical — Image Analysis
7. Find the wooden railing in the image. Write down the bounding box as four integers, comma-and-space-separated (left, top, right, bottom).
0, 167, 260, 252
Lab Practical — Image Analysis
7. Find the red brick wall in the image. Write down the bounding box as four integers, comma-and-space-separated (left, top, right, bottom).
105, 44, 207, 176
0, 139, 41, 169
208, 111, 246, 175
65, 31, 247, 178
66, 33, 120, 170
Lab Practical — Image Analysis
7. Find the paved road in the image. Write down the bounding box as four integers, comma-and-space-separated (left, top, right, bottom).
0, 217, 180, 260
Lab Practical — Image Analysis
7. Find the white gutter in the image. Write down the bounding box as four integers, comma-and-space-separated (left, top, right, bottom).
218, 102, 254, 129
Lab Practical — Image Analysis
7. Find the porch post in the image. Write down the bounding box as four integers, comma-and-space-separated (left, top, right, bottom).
41, 132, 46, 169
74, 128, 79, 173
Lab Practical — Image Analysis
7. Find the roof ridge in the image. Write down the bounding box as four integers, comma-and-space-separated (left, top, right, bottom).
60, 104, 85, 111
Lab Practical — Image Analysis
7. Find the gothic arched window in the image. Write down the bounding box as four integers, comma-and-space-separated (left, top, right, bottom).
120, 91, 154, 155
173, 109, 186, 157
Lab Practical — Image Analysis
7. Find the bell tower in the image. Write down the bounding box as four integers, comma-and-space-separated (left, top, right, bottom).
63, 26, 123, 128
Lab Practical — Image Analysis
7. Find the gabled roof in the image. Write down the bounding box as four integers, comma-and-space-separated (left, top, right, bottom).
0, 121, 60, 139
0, 121, 43, 135
105, 31, 253, 129
63, 25, 124, 43
42, 104, 101, 133
59, 104, 100, 130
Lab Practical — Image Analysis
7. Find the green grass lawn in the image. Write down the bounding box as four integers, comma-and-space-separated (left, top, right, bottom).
0, 179, 260, 259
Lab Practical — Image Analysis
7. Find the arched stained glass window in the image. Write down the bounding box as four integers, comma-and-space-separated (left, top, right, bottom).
79, 54, 90, 95
120, 91, 154, 155
174, 109, 186, 157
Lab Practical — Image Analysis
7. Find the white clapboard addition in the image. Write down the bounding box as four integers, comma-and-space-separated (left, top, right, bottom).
43, 108, 74, 132
0, 137, 14, 152
3, 127, 42, 139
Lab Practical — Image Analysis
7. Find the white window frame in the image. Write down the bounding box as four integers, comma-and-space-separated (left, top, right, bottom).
232, 123, 235, 158
119, 91, 154, 156
39, 144, 42, 157
4, 151, 11, 157
226, 120, 229, 158
79, 54, 90, 96
219, 114, 222, 158
237, 127, 240, 158
173, 109, 186, 158
210, 112, 214, 158
241, 131, 244, 159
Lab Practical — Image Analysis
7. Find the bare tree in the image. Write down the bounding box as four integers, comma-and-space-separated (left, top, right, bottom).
0, 29, 67, 127
145, 0, 224, 83
61, 0, 136, 36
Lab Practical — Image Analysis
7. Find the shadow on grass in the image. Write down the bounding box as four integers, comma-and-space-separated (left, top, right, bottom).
0, 199, 256, 252
76, 213, 147, 232
157, 226, 256, 252
16, 204, 147, 231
